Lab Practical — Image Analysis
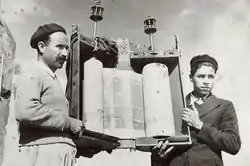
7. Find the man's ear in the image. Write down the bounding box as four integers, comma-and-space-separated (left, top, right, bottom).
37, 41, 46, 54
189, 74, 193, 82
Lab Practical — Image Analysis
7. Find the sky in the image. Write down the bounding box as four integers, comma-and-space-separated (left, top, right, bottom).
1, 0, 250, 166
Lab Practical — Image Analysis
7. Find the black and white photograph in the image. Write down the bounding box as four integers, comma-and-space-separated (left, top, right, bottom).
0, 0, 248, 166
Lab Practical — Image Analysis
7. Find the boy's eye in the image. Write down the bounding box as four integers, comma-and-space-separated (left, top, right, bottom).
208, 75, 215, 79
197, 75, 205, 78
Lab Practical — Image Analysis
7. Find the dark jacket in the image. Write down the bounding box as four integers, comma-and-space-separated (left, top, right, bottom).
152, 93, 241, 166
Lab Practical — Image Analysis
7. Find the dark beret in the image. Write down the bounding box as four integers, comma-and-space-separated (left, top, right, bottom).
30, 23, 66, 49
190, 54, 218, 71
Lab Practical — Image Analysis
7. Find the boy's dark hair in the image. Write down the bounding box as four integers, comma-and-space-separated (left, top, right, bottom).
190, 54, 218, 76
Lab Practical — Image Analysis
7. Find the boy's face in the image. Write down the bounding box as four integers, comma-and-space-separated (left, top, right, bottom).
190, 65, 216, 97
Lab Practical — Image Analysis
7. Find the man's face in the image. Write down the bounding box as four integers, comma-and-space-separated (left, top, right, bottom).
42, 32, 69, 72
190, 65, 216, 97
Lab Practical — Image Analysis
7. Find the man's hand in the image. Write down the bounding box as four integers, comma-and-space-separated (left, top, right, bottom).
69, 118, 85, 138
182, 103, 203, 130
76, 148, 102, 158
152, 140, 174, 159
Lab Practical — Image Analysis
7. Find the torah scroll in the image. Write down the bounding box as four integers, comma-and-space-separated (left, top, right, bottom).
142, 63, 175, 137
83, 58, 104, 133
83, 60, 175, 138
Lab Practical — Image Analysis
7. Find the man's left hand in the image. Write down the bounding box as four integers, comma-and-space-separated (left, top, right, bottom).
76, 148, 102, 158
182, 103, 203, 130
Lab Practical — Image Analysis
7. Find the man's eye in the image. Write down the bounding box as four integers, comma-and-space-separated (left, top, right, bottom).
57, 45, 65, 49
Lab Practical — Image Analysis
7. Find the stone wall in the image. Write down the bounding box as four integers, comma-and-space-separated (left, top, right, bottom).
0, 18, 16, 166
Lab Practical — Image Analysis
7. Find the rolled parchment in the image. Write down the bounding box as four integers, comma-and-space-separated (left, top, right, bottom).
142, 63, 175, 137
83, 58, 104, 133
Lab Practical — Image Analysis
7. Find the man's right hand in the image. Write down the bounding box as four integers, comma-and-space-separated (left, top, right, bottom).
69, 118, 85, 138
152, 140, 174, 159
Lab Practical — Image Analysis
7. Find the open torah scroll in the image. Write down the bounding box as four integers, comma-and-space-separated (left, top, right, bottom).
83, 58, 175, 138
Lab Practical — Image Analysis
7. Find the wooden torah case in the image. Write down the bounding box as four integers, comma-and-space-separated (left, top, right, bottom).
66, 31, 191, 156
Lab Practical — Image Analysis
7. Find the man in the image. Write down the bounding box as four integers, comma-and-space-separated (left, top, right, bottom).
152, 54, 241, 166
15, 23, 85, 166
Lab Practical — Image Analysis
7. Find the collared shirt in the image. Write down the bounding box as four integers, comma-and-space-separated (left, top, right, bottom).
189, 92, 211, 106
190, 94, 205, 105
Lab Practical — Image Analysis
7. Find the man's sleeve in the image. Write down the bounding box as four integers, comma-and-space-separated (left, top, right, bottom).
14, 72, 75, 131
197, 102, 241, 155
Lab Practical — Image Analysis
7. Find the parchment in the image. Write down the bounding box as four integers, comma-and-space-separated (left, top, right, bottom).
103, 69, 144, 138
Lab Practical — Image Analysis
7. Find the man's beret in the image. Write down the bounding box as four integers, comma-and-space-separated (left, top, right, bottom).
190, 54, 218, 71
30, 23, 66, 49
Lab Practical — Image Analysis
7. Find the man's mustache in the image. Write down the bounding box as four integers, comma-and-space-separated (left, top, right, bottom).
57, 55, 67, 61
